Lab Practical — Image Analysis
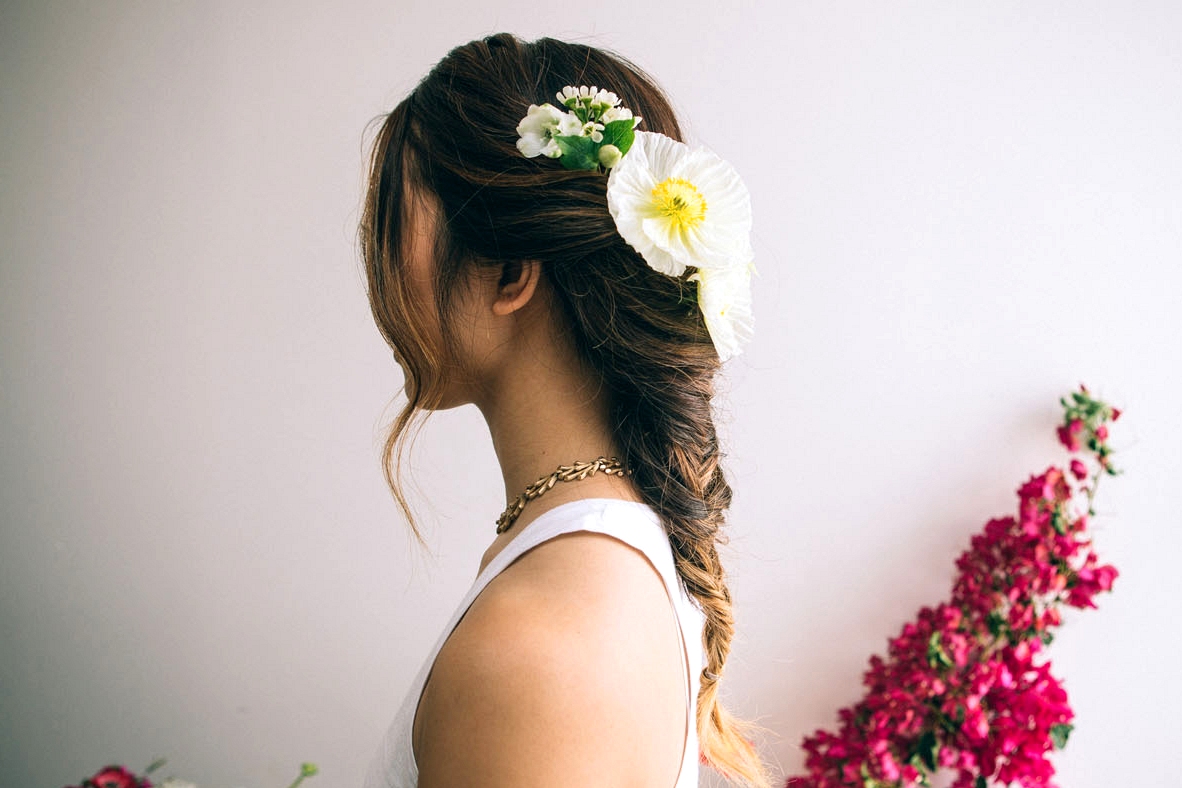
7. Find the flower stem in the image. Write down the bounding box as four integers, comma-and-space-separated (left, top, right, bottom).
285, 763, 319, 788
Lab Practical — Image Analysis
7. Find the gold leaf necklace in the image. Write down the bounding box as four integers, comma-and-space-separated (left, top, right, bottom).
495, 456, 632, 534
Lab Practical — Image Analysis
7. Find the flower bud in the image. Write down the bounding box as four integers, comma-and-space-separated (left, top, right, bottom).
598, 144, 622, 168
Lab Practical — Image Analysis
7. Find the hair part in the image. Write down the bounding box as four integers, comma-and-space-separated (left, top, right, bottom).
358, 32, 772, 787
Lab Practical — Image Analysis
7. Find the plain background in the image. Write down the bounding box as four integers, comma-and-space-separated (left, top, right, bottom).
2, 2, 1179, 786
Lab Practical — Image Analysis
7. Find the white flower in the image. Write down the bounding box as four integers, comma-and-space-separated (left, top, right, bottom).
548, 111, 603, 142
687, 260, 755, 362
515, 103, 565, 158
558, 85, 598, 108
602, 106, 641, 127
589, 89, 621, 113
558, 86, 622, 115
606, 130, 753, 277
556, 112, 584, 137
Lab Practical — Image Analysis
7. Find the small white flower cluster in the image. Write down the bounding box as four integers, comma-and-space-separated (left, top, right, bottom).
516, 85, 642, 164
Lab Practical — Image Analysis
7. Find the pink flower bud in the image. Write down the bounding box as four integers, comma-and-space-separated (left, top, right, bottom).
1070, 458, 1088, 480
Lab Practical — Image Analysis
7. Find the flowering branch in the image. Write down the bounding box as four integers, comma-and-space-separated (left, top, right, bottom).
65, 759, 319, 788
786, 383, 1122, 788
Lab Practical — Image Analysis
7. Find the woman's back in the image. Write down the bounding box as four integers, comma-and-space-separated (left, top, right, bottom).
363, 497, 706, 787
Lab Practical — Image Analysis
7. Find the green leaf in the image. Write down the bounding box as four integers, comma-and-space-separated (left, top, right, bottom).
1072, 391, 1088, 404
927, 631, 953, 669
600, 118, 637, 155
987, 611, 1006, 638
915, 729, 939, 772
1040, 629, 1055, 645
554, 135, 600, 170
975, 777, 988, 788
1050, 722, 1073, 749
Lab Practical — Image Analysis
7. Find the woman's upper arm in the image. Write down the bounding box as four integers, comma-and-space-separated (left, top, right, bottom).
416, 595, 636, 786
415, 533, 686, 787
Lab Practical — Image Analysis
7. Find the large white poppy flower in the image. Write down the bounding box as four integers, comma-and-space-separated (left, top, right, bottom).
687, 260, 756, 362
606, 130, 753, 278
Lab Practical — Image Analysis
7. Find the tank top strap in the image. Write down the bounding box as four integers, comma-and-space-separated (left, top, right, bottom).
476, 497, 683, 604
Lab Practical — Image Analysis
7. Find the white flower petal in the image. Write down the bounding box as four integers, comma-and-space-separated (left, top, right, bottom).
639, 132, 688, 182
602, 106, 633, 124
557, 113, 584, 137
640, 215, 696, 273
689, 262, 755, 362
541, 138, 561, 158
516, 103, 562, 136
516, 133, 547, 158
593, 89, 621, 108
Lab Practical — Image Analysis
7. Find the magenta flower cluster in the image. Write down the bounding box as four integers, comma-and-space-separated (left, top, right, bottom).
66, 765, 152, 788
786, 384, 1122, 788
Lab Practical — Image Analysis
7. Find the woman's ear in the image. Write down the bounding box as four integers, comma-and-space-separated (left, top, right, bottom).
491, 259, 543, 316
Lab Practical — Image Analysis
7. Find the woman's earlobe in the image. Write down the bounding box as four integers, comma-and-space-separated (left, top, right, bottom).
491, 259, 542, 316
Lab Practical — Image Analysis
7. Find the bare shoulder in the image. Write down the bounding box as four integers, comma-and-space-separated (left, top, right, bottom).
415, 530, 688, 788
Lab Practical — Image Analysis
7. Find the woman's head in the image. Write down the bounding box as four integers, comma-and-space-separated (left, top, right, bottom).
359, 33, 770, 787
361, 33, 702, 398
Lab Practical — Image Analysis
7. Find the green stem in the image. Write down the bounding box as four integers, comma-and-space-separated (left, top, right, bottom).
285, 764, 319, 788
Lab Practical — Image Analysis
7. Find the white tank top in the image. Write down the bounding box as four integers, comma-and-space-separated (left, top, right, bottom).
362, 497, 706, 787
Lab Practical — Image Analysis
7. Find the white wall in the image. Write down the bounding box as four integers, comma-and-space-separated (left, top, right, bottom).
2, 2, 1178, 786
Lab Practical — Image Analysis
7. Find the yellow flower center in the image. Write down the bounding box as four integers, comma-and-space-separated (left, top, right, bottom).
650, 177, 707, 229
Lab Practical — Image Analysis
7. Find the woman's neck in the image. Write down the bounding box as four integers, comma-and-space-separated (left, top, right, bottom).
472, 343, 643, 573
484, 387, 619, 503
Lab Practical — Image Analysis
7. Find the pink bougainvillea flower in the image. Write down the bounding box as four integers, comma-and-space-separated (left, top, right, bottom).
785, 385, 1121, 788
1056, 424, 1082, 452
85, 766, 148, 788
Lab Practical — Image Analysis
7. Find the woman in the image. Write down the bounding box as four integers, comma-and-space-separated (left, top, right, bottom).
359, 33, 769, 788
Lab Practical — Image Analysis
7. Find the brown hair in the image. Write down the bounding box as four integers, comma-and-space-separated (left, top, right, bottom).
358, 32, 771, 787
